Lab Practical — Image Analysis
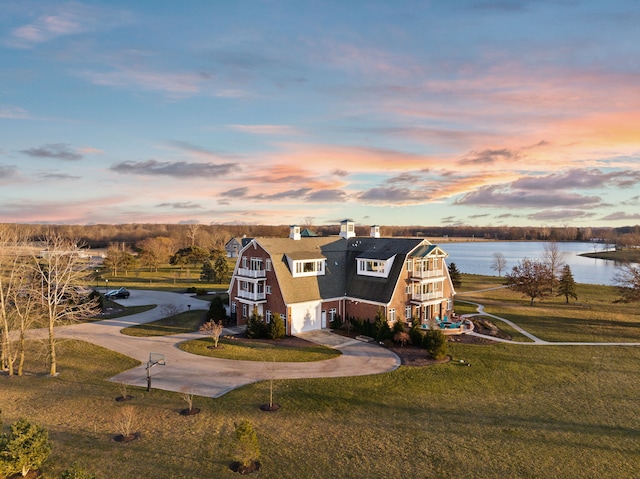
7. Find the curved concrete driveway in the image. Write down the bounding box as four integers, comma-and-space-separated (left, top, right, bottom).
52, 290, 400, 398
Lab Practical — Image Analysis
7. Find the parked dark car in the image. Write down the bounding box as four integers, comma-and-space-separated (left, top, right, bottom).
104, 287, 130, 299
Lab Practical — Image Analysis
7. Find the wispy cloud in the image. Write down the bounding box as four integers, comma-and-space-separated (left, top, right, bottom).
21, 143, 84, 161
455, 184, 602, 209
0, 165, 19, 182
226, 124, 302, 136
80, 67, 210, 98
6, 3, 131, 48
600, 211, 640, 221
0, 105, 32, 119
110, 159, 237, 178
156, 202, 203, 210
528, 209, 597, 222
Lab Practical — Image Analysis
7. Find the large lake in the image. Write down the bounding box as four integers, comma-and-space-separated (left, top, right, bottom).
439, 241, 634, 286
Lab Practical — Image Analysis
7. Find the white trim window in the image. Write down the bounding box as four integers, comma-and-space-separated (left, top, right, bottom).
389, 308, 396, 322
292, 259, 325, 277
266, 310, 272, 323
356, 255, 395, 278
329, 308, 337, 321
405, 285, 411, 294
266, 259, 272, 271
405, 305, 412, 321
242, 304, 247, 318
266, 285, 271, 295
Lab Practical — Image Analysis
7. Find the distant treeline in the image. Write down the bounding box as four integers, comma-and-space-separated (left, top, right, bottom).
1, 223, 639, 250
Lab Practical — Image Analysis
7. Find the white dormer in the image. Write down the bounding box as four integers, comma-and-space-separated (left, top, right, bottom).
356, 255, 396, 278
340, 219, 356, 240
370, 225, 380, 238
289, 225, 301, 240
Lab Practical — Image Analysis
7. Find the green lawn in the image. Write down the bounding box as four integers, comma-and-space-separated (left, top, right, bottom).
456, 274, 640, 342
120, 310, 207, 336
2, 275, 639, 478
179, 337, 341, 362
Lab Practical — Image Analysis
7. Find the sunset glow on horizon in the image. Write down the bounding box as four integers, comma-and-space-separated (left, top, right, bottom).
1, 1, 640, 227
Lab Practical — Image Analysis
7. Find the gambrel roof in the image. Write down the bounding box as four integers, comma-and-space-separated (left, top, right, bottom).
243, 236, 435, 306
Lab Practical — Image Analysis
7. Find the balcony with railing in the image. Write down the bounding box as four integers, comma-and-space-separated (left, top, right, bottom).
237, 290, 267, 301
411, 290, 444, 302
411, 268, 443, 279
238, 267, 266, 278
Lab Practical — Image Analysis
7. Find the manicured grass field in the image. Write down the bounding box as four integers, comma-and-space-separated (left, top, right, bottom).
2, 275, 639, 478
179, 337, 341, 362
456, 274, 640, 342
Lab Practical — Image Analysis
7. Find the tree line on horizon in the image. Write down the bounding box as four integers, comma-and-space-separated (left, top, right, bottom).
1, 223, 639, 250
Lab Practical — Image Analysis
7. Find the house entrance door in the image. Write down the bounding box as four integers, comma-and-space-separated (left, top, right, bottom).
321, 310, 327, 329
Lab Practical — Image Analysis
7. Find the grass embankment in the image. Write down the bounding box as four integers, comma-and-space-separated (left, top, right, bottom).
579, 249, 640, 263
179, 337, 341, 362
2, 337, 639, 478
456, 274, 640, 343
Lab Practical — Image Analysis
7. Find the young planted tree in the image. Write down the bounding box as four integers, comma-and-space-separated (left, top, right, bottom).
30, 234, 100, 377
200, 319, 224, 348
0, 418, 51, 478
448, 262, 462, 289
557, 264, 578, 303
231, 420, 261, 472
113, 406, 137, 442
490, 252, 507, 277
505, 258, 553, 305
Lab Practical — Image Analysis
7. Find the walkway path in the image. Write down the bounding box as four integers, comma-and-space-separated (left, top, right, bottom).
45, 290, 400, 398
457, 299, 640, 346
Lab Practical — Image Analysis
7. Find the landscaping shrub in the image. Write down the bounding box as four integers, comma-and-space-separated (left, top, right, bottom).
422, 328, 448, 360
268, 313, 286, 339
207, 295, 227, 324
409, 321, 424, 346
374, 310, 392, 342
329, 313, 342, 330
246, 310, 268, 339
0, 418, 51, 478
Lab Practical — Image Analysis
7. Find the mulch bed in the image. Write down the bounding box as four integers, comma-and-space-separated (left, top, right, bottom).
113, 432, 141, 443
230, 321, 508, 367
229, 461, 261, 475
180, 407, 201, 416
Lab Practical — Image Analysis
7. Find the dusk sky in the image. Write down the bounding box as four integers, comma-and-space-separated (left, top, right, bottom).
2, 1, 640, 227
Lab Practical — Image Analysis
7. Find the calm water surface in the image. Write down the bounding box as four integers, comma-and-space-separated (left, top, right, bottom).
440, 241, 634, 286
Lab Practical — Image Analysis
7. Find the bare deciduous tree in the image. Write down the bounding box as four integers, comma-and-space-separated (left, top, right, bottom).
200, 319, 224, 348
113, 405, 137, 439
30, 234, 100, 376
490, 252, 507, 277
542, 242, 565, 294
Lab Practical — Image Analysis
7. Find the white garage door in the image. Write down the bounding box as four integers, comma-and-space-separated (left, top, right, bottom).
290, 301, 322, 335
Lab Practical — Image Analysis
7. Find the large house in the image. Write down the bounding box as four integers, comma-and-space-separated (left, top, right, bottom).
228, 220, 456, 336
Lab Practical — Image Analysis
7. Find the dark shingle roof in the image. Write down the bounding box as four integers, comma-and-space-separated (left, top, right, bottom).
253, 236, 432, 305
